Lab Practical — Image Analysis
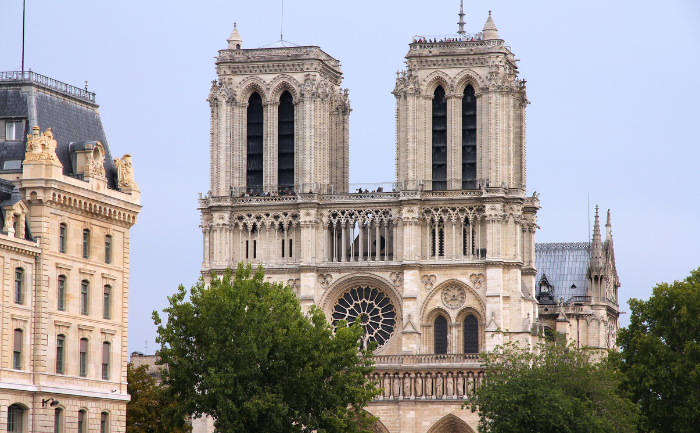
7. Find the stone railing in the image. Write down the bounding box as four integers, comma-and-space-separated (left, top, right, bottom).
408, 39, 504, 52
368, 354, 484, 401
0, 71, 96, 103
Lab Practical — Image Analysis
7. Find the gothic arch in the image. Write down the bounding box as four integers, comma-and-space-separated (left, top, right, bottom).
426, 413, 475, 433
422, 70, 453, 96
420, 279, 485, 323
236, 77, 268, 103
454, 69, 486, 94
366, 416, 390, 433
268, 75, 301, 102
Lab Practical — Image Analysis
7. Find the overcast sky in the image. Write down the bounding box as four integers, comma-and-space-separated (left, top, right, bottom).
1, 0, 698, 354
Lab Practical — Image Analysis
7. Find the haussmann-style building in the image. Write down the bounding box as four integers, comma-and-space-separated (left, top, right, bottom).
0, 71, 141, 433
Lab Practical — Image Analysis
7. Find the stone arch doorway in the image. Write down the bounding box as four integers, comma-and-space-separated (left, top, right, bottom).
426, 413, 475, 433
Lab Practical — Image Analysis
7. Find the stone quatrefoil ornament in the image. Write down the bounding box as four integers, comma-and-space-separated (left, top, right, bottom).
442, 285, 466, 309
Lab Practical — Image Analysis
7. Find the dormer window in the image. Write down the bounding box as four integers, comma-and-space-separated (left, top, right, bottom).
5, 120, 24, 141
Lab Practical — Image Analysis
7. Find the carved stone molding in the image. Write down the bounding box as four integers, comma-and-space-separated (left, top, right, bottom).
287, 278, 301, 293
101, 328, 116, 343
11, 315, 29, 331
421, 275, 437, 291
55, 320, 72, 336
470, 273, 485, 289
78, 324, 95, 340
389, 272, 403, 288
442, 285, 466, 309
317, 273, 333, 289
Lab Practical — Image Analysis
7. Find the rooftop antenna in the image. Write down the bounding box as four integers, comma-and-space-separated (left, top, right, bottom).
21, 0, 26, 72
280, 0, 284, 41
457, 0, 466, 35
145, 340, 148, 355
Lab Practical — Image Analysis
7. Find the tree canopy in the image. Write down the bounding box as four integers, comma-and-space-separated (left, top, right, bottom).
126, 362, 191, 433
467, 338, 638, 433
616, 267, 700, 433
152, 264, 380, 433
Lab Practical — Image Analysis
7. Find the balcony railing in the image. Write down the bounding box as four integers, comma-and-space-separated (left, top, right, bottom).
373, 353, 481, 366
0, 71, 96, 103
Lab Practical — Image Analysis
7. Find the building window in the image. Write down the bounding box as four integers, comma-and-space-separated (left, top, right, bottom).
434, 315, 448, 354
59, 223, 67, 253
246, 92, 264, 193
101, 412, 109, 433
78, 410, 86, 433
54, 408, 62, 433
253, 240, 257, 259
57, 275, 66, 311
7, 404, 23, 433
462, 84, 477, 189
103, 286, 111, 319
431, 85, 447, 191
281, 238, 285, 257
83, 229, 90, 259
79, 338, 88, 377
102, 342, 110, 380
278, 90, 295, 192
14, 268, 23, 304
13, 329, 22, 370
430, 223, 444, 257
464, 314, 479, 353
81, 280, 89, 315
5, 120, 23, 141
105, 235, 112, 264
13, 215, 20, 238
288, 239, 293, 257
56, 335, 65, 374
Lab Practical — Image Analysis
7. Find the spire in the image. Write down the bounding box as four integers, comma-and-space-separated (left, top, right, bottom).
590, 205, 603, 269
605, 209, 613, 243
457, 0, 466, 35
482, 10, 499, 40
227, 22, 243, 50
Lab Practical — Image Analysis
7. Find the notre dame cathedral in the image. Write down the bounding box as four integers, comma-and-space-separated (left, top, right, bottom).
197, 6, 621, 433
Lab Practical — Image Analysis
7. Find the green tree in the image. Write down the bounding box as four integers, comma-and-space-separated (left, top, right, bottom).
152, 264, 380, 433
126, 362, 191, 433
616, 268, 700, 433
467, 338, 638, 433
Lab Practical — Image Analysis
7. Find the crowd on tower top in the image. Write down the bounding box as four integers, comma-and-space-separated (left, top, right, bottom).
412, 34, 483, 44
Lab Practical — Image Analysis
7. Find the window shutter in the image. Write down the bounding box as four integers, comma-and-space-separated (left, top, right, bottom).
102, 342, 110, 363
14, 329, 22, 352
80, 338, 88, 353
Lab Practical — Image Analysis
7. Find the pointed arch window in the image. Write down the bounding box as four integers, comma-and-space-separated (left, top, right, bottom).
246, 92, 264, 193
463, 314, 479, 353
278, 91, 295, 193
462, 84, 477, 189
432, 86, 447, 191
434, 315, 448, 354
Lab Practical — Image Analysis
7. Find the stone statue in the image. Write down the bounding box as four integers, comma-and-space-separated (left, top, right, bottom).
403, 376, 411, 397
393, 376, 401, 397
114, 154, 138, 189
415, 375, 423, 397
436, 376, 443, 398
457, 375, 464, 396
24, 126, 60, 164
426, 375, 433, 396
446, 376, 454, 396
383, 376, 391, 397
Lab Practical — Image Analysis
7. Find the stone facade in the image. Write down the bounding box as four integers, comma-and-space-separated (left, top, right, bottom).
0, 73, 141, 432
198, 11, 619, 433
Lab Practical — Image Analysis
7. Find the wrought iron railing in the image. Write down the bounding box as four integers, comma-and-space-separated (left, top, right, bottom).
0, 71, 96, 103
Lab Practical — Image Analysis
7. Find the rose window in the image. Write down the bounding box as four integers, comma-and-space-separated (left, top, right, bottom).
442, 285, 466, 309
332, 286, 396, 349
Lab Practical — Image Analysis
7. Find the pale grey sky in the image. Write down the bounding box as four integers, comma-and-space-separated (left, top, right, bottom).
1, 0, 698, 354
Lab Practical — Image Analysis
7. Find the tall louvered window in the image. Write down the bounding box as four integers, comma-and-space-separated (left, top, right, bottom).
56, 335, 65, 374
434, 315, 448, 354
278, 91, 295, 192
462, 84, 477, 189
463, 314, 479, 353
432, 86, 447, 190
246, 92, 264, 192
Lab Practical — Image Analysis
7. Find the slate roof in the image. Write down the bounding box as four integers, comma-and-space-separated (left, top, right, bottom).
0, 78, 119, 189
535, 242, 590, 303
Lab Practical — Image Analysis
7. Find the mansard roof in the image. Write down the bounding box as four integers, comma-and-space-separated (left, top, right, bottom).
535, 242, 591, 303
0, 72, 119, 189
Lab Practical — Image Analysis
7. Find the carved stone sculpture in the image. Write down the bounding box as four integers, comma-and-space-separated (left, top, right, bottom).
24, 126, 60, 164
436, 376, 444, 398
415, 375, 423, 397
114, 154, 138, 189
442, 285, 466, 308
403, 375, 411, 397
446, 376, 454, 396
383, 376, 391, 397
393, 376, 401, 397
425, 375, 433, 396
457, 375, 464, 396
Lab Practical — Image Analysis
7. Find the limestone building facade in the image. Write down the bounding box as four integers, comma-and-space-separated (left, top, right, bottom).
0, 72, 141, 432
198, 9, 620, 433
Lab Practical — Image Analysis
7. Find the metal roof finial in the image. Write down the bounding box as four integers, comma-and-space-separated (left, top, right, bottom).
457, 0, 466, 35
